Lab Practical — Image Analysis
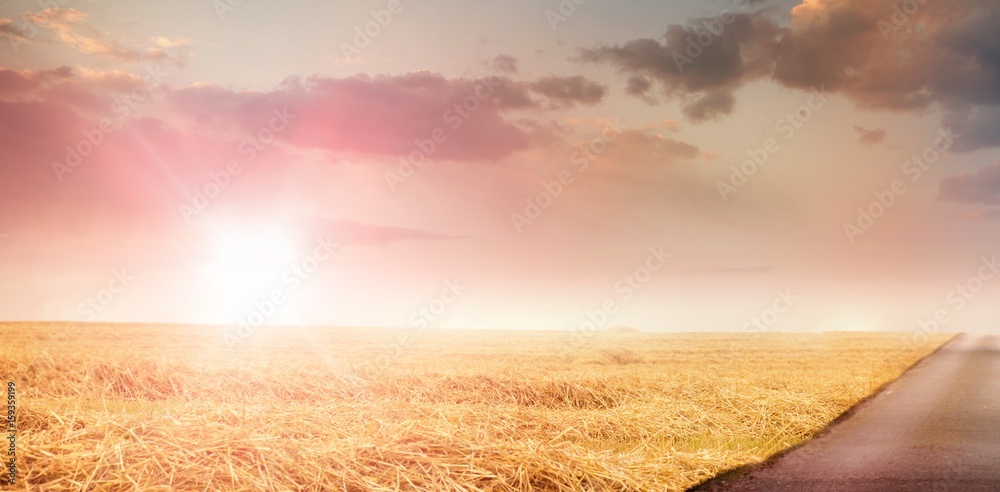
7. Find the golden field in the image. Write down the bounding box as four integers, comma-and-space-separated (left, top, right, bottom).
2, 322, 952, 491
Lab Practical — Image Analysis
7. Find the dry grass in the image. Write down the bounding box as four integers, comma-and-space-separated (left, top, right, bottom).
2, 322, 952, 491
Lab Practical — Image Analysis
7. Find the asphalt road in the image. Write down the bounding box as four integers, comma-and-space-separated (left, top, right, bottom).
693, 334, 1000, 492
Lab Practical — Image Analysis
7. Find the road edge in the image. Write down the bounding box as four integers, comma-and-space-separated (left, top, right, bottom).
686, 332, 965, 492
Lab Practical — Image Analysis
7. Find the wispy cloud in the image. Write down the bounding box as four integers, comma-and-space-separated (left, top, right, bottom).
23, 8, 192, 66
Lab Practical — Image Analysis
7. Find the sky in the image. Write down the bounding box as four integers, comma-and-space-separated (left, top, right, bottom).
1, 0, 999, 335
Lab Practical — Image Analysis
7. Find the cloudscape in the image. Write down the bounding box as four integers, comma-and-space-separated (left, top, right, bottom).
2, 0, 999, 335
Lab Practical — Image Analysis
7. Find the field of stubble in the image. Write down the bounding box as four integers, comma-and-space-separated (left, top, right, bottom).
1, 322, 951, 491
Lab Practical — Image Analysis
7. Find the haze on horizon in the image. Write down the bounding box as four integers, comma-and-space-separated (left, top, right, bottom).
1, 0, 999, 334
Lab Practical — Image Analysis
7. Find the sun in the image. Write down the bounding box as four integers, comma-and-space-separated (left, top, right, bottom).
206, 229, 296, 315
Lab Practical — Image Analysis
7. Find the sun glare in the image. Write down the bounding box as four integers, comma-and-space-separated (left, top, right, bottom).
206, 229, 296, 315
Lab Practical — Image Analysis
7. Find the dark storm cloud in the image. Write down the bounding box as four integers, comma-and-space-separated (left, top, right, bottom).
576, 11, 783, 120
528, 75, 607, 107
578, 0, 1000, 150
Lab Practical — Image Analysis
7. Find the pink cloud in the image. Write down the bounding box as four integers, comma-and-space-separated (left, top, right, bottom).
0, 66, 72, 98
168, 72, 546, 161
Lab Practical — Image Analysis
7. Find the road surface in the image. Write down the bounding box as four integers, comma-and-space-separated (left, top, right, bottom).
693, 333, 1000, 492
